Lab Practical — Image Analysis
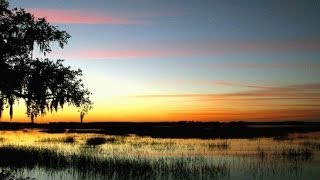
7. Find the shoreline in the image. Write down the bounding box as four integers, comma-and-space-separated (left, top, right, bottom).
1, 121, 320, 139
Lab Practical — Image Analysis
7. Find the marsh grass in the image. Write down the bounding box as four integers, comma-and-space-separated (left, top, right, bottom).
63, 136, 75, 143
1, 131, 320, 179
273, 136, 293, 141
37, 136, 75, 144
241, 155, 305, 179
0, 169, 34, 180
256, 147, 266, 159
85, 137, 106, 146
280, 147, 314, 161
255, 146, 314, 162
0, 146, 68, 169
247, 142, 318, 178
37, 138, 59, 143
0, 145, 229, 179
300, 141, 320, 150
208, 141, 230, 150
150, 141, 176, 151
104, 136, 125, 144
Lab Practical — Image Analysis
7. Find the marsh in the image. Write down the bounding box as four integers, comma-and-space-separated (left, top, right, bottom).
0, 129, 319, 180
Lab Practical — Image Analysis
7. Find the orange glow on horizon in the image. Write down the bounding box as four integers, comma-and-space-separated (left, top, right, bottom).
1, 89, 319, 123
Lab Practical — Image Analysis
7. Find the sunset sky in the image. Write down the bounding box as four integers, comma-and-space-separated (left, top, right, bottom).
3, 0, 320, 122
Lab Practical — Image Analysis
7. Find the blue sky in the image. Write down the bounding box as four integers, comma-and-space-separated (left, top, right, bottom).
5, 0, 320, 122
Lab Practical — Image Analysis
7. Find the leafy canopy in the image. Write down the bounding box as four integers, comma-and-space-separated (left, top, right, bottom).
0, 0, 92, 122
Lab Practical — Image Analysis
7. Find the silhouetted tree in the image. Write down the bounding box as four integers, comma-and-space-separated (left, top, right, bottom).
0, 0, 92, 123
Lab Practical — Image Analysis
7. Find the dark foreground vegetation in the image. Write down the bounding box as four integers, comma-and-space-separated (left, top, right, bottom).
1, 121, 320, 139
0, 145, 229, 180
0, 169, 33, 180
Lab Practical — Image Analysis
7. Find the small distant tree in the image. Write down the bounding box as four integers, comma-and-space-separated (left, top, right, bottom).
0, 0, 92, 123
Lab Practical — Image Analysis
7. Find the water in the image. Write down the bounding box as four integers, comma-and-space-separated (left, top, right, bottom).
0, 130, 319, 179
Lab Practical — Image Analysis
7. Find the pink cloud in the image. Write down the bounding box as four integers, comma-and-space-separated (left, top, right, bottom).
54, 39, 320, 60
75, 50, 163, 59
28, 8, 133, 24
42, 37, 320, 61
51, 48, 192, 60
197, 63, 320, 69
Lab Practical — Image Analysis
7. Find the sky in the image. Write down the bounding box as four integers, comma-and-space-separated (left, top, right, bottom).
3, 0, 320, 122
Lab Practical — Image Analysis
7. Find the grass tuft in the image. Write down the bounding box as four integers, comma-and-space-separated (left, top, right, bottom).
105, 137, 117, 144
300, 141, 320, 150
208, 141, 230, 150
0, 170, 34, 180
85, 137, 106, 146
281, 147, 314, 161
273, 136, 292, 141
63, 136, 75, 143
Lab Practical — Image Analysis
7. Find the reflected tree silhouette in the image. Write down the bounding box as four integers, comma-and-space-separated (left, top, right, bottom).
0, 0, 92, 123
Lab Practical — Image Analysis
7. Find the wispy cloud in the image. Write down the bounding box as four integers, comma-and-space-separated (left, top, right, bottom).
64, 49, 164, 59
161, 83, 320, 120
52, 48, 198, 60
205, 39, 320, 53
224, 83, 320, 99
195, 63, 320, 69
28, 8, 134, 24
131, 83, 320, 101
214, 81, 272, 89
168, 109, 320, 121
52, 39, 320, 60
